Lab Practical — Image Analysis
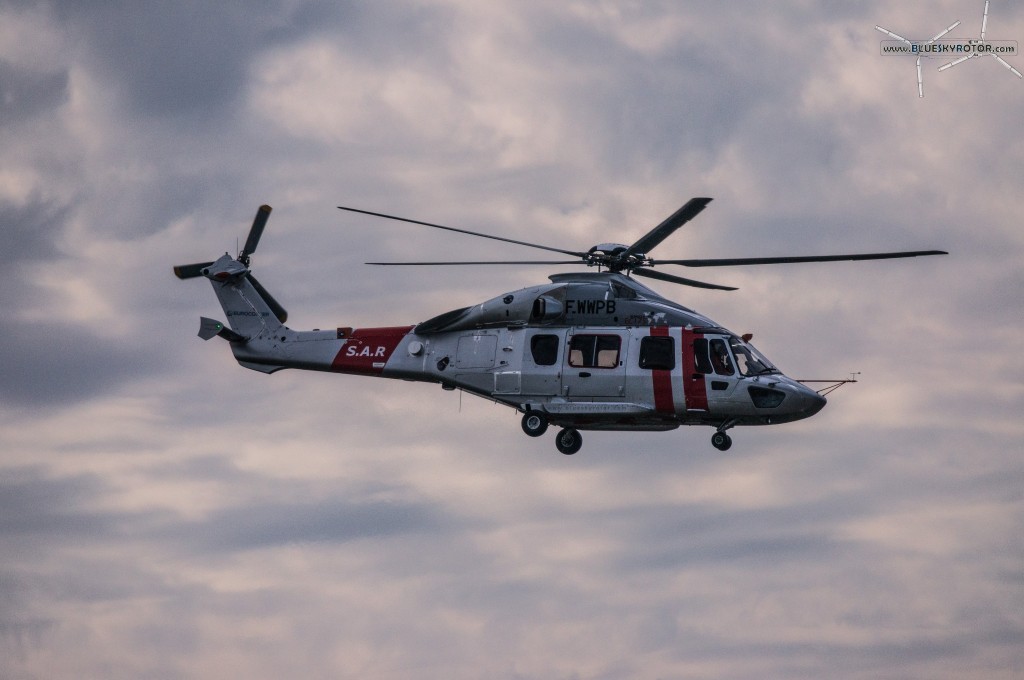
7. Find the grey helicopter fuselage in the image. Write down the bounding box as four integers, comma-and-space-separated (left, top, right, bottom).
178, 199, 943, 454
209, 255, 826, 450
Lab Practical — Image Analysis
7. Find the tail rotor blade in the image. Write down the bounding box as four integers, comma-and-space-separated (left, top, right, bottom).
240, 204, 272, 262
173, 261, 214, 279
247, 273, 288, 323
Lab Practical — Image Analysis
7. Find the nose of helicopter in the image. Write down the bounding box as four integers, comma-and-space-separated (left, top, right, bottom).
797, 385, 827, 417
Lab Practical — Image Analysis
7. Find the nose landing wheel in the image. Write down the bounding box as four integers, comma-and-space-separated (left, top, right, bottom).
555, 428, 583, 455
711, 431, 733, 451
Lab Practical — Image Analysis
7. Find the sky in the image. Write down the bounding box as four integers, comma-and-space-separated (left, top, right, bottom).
1, 1, 1022, 678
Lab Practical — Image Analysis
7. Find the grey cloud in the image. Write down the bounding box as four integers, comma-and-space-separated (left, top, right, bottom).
2, 2, 1023, 678
0, 320, 154, 408
0, 199, 174, 408
0, 61, 68, 123
0, 198, 66, 265
168, 497, 445, 553
49, 1, 298, 119
0, 467, 127, 542
46, 1, 452, 122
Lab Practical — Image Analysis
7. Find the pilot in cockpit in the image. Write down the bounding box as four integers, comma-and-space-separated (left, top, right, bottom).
711, 344, 734, 375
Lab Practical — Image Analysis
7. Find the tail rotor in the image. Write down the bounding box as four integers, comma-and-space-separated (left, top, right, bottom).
238, 204, 272, 266
173, 204, 288, 323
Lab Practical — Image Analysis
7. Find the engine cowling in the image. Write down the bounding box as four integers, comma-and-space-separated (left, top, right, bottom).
531, 295, 564, 322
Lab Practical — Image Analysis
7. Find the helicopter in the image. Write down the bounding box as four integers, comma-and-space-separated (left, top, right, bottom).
174, 198, 946, 454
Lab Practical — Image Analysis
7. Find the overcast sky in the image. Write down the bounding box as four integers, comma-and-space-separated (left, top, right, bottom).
2, 1, 1022, 678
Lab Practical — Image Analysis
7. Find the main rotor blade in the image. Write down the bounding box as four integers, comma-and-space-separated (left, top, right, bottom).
338, 205, 585, 258
173, 261, 214, 279
240, 204, 272, 260
247, 274, 288, 324
366, 260, 584, 266
654, 249, 948, 268
632, 267, 737, 291
624, 197, 712, 258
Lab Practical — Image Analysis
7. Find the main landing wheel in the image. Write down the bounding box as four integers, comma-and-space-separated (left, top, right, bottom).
555, 428, 583, 455
521, 412, 549, 437
711, 431, 733, 451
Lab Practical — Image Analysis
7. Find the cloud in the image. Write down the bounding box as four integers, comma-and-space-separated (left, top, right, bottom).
47, 1, 300, 119
0, 319, 155, 407
0, 59, 68, 123
165, 497, 446, 553
1, 1, 1022, 678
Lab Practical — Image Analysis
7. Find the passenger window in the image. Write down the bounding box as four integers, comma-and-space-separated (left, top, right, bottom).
693, 338, 712, 374
639, 336, 675, 370
568, 334, 621, 368
709, 339, 735, 376
530, 334, 559, 366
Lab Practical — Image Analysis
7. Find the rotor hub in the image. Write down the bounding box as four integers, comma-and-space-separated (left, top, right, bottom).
586, 243, 649, 272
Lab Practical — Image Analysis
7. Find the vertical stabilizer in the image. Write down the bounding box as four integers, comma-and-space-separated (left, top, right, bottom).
202, 254, 284, 339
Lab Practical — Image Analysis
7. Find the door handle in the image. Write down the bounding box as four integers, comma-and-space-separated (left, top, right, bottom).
579, 372, 592, 378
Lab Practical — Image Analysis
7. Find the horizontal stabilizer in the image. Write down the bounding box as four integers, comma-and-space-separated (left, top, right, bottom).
174, 261, 214, 279
198, 317, 246, 342
237, 360, 287, 374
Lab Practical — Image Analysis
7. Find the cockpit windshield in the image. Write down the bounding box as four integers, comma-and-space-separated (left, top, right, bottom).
728, 337, 778, 376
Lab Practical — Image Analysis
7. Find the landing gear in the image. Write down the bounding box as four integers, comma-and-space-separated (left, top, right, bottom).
555, 428, 583, 455
711, 431, 733, 451
521, 411, 549, 437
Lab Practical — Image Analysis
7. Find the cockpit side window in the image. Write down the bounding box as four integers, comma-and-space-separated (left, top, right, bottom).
693, 338, 712, 374
530, 334, 559, 366
728, 337, 775, 376
709, 339, 735, 376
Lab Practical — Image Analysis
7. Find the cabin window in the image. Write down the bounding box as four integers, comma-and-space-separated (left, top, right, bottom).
693, 338, 712, 374
639, 336, 675, 370
568, 334, 621, 368
709, 339, 735, 376
530, 334, 559, 366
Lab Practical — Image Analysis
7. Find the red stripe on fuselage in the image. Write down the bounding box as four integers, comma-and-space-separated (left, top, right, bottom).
650, 326, 675, 415
330, 326, 413, 376
681, 328, 709, 411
